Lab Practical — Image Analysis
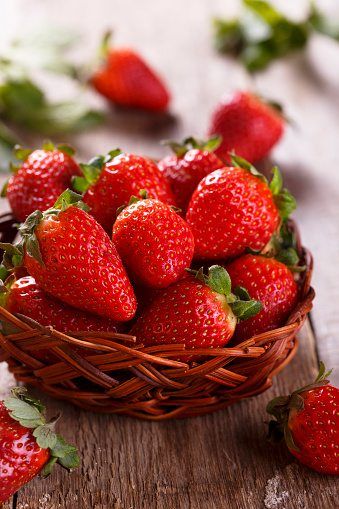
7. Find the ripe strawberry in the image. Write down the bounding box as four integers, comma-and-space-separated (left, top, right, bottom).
208, 91, 284, 163
113, 194, 194, 288
91, 33, 170, 112
73, 149, 175, 233
158, 136, 224, 212
186, 156, 296, 260
4, 142, 81, 222
131, 265, 261, 351
226, 254, 298, 340
0, 388, 79, 503
2, 275, 118, 333
1, 190, 137, 322
267, 363, 339, 475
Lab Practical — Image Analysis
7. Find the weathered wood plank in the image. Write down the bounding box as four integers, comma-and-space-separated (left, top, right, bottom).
11, 322, 338, 509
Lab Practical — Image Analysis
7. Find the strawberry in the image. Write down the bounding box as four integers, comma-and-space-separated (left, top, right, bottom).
158, 136, 224, 212
186, 156, 296, 260
4, 142, 81, 222
2, 275, 118, 333
0, 190, 137, 322
112, 193, 194, 288
0, 387, 79, 503
208, 91, 284, 163
226, 254, 298, 340
73, 149, 175, 233
267, 363, 339, 475
91, 32, 170, 112
131, 265, 261, 351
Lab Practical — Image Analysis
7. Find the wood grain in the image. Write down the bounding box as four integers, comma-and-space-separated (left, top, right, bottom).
1, 0, 339, 507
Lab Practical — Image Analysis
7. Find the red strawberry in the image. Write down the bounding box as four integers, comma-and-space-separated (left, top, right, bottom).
267, 363, 339, 475
113, 194, 194, 288
226, 254, 298, 340
3, 275, 118, 333
186, 156, 296, 260
208, 91, 284, 163
1, 190, 137, 322
158, 136, 224, 212
4, 142, 81, 222
0, 388, 79, 503
73, 149, 175, 233
91, 33, 170, 112
131, 265, 261, 351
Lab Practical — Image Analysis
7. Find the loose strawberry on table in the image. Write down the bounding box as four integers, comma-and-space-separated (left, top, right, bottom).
91, 32, 170, 112
4, 142, 81, 222
186, 155, 296, 260
208, 91, 285, 163
131, 265, 261, 352
267, 363, 339, 476
158, 136, 224, 212
112, 193, 194, 288
73, 149, 175, 233
0, 388, 79, 503
226, 254, 298, 341
0, 190, 136, 322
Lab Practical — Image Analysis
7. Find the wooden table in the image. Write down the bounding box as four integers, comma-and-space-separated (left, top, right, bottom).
1, 1, 339, 507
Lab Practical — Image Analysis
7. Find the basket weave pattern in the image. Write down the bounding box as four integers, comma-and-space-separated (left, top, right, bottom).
0, 214, 314, 420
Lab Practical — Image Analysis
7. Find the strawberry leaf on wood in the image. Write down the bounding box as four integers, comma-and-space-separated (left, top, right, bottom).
4, 387, 79, 475
213, 0, 339, 72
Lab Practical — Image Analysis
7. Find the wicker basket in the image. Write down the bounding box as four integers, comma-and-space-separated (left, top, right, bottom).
0, 213, 314, 420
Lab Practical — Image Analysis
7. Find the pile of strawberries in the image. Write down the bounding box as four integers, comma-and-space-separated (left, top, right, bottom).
0, 116, 300, 357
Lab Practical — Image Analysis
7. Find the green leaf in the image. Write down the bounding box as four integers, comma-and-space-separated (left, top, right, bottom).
233, 286, 251, 301
213, 18, 244, 54
162, 136, 221, 157
25, 232, 44, 266
269, 166, 282, 195
231, 153, 267, 181
79, 163, 102, 185
274, 189, 297, 220
53, 189, 85, 210
72, 176, 89, 193
50, 435, 80, 469
4, 396, 44, 426
0, 263, 9, 281
13, 144, 33, 161
213, 0, 312, 72
1, 179, 8, 197
41, 457, 58, 478
207, 265, 232, 296
315, 361, 333, 383
230, 299, 262, 321
57, 144, 75, 156
42, 140, 55, 151
275, 247, 299, 268
33, 425, 58, 449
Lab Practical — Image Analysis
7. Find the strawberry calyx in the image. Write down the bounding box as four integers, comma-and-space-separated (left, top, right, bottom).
163, 135, 222, 157
247, 222, 305, 272
187, 265, 262, 321
266, 362, 332, 451
0, 189, 88, 269
4, 387, 79, 477
116, 189, 148, 217
1, 141, 76, 198
72, 148, 122, 193
230, 154, 297, 221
